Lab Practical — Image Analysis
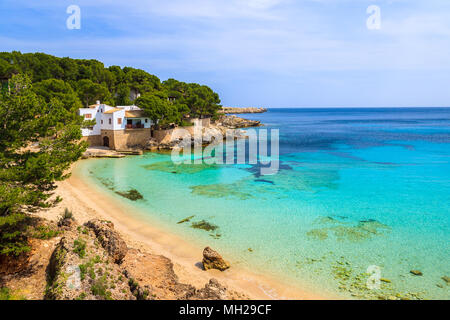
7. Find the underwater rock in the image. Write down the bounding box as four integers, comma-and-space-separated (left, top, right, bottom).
191, 220, 218, 232
306, 229, 328, 240
115, 188, 143, 201
410, 270, 423, 276
307, 216, 390, 242
202, 247, 230, 271
143, 161, 218, 174
177, 216, 195, 224
190, 183, 253, 200
254, 179, 275, 185
442, 276, 450, 284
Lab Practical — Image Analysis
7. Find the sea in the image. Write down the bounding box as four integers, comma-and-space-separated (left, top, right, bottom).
76, 107, 450, 299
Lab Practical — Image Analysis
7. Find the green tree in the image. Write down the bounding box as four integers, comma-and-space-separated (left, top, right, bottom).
124, 67, 161, 97
76, 79, 111, 107
0, 74, 87, 256
33, 79, 82, 114
162, 79, 221, 118
136, 93, 178, 127
114, 83, 132, 106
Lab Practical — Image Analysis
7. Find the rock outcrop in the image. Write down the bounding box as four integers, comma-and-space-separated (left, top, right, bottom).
45, 223, 134, 300
217, 115, 261, 129
121, 248, 194, 300
40, 218, 244, 300
202, 247, 230, 271
85, 219, 128, 263
219, 107, 267, 114
121, 248, 242, 300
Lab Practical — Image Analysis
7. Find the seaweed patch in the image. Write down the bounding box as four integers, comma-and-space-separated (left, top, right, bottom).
177, 215, 195, 224
115, 188, 144, 201
191, 220, 218, 232
190, 183, 253, 200
307, 216, 390, 242
143, 161, 218, 174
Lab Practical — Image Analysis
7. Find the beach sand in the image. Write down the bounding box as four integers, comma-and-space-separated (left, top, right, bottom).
34, 161, 333, 300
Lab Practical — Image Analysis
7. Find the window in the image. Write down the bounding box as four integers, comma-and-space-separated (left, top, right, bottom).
109, 118, 112, 125
145, 119, 148, 123
101, 120, 103, 124
118, 118, 122, 125
85, 114, 92, 119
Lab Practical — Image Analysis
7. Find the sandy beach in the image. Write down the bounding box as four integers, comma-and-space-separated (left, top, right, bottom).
34, 160, 331, 300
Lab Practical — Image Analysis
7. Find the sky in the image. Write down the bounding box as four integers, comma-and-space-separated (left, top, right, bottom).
1, 0, 450, 108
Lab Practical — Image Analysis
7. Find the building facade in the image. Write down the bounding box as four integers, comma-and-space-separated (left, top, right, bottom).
79, 102, 153, 150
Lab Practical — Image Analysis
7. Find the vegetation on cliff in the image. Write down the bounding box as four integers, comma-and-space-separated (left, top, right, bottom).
0, 51, 222, 126
0, 51, 222, 259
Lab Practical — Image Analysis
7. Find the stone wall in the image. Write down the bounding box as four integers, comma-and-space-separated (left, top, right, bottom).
101, 129, 151, 150
81, 135, 103, 147
153, 128, 175, 144
153, 127, 197, 144
188, 118, 211, 128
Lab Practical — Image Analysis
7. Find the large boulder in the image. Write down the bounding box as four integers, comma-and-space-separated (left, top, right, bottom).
202, 247, 230, 271
85, 219, 128, 263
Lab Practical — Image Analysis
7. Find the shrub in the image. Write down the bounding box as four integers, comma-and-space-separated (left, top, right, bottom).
31, 225, 60, 240
73, 238, 86, 258
62, 208, 74, 220
91, 275, 112, 300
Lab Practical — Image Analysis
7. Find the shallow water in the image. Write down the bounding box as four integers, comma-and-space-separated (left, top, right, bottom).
78, 108, 450, 299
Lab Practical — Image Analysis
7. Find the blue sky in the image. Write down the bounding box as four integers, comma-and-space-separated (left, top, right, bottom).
1, 0, 450, 108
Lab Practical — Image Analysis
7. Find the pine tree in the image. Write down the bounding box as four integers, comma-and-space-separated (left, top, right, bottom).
0, 74, 87, 256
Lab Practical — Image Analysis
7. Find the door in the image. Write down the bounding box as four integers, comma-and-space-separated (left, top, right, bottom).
103, 136, 109, 147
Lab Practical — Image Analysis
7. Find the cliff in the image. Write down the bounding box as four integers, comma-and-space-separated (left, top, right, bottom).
0, 215, 247, 300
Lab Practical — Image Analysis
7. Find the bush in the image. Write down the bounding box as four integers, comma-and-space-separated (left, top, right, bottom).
62, 208, 74, 220
0, 287, 25, 300
0, 287, 11, 300
31, 225, 60, 240
0, 213, 31, 256
91, 275, 112, 300
73, 238, 86, 258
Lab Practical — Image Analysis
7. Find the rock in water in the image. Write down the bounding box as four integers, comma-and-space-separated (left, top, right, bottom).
410, 270, 423, 276
202, 247, 230, 271
442, 276, 450, 284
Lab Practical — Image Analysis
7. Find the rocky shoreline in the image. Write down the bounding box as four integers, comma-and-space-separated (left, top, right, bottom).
219, 107, 267, 114
0, 214, 246, 300
82, 114, 262, 157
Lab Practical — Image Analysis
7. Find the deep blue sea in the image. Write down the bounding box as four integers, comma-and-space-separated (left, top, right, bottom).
78, 108, 450, 299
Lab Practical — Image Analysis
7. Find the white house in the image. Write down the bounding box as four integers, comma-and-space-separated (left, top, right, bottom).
79, 101, 153, 150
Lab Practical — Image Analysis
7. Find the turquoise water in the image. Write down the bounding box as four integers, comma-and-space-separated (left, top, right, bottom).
77, 108, 450, 299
